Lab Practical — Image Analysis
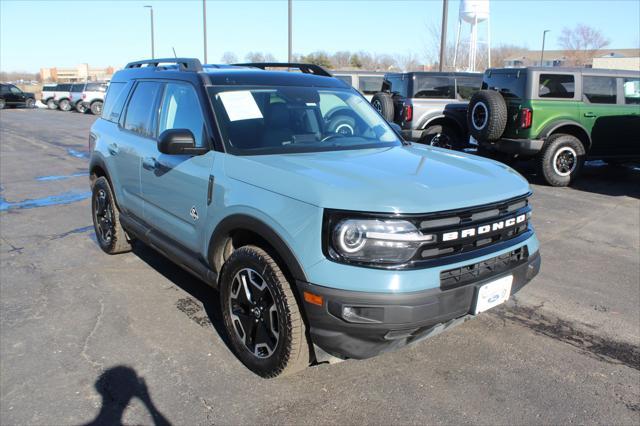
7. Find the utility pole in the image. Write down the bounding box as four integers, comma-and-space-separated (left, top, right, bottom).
540, 30, 550, 66
144, 5, 155, 59
439, 0, 448, 71
288, 0, 293, 63
203, 0, 208, 63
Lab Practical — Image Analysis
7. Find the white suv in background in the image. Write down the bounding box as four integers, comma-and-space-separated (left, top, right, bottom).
80, 82, 108, 115
53, 83, 73, 111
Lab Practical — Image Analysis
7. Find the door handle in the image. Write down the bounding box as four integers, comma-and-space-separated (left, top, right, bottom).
107, 143, 119, 155
142, 157, 157, 170
583, 112, 596, 118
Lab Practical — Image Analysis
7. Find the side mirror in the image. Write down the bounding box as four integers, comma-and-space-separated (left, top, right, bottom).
157, 129, 207, 155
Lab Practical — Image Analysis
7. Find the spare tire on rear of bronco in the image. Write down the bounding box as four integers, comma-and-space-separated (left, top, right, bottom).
467, 90, 507, 141
371, 92, 394, 122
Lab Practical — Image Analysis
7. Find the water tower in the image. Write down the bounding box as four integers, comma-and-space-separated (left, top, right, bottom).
453, 0, 491, 72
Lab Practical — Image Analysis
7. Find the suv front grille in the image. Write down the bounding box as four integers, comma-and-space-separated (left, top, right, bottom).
409, 193, 531, 266
440, 246, 529, 290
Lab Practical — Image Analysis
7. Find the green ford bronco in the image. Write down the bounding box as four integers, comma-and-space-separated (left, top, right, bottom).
467, 67, 640, 186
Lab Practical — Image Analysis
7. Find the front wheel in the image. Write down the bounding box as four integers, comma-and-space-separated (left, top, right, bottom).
90, 101, 103, 116
58, 99, 71, 112
75, 102, 87, 113
91, 177, 132, 254
220, 246, 310, 378
538, 134, 585, 186
0, 99, 5, 109
47, 99, 57, 110
25, 98, 35, 109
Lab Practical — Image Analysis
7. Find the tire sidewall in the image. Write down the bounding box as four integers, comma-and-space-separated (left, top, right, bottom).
220, 247, 294, 377
59, 99, 70, 111
91, 178, 116, 252
540, 135, 585, 186
47, 99, 57, 109
421, 124, 462, 150
91, 101, 103, 116
25, 98, 35, 108
328, 115, 357, 136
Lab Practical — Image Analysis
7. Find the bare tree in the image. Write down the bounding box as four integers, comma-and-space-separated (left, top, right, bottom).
395, 53, 422, 72
220, 51, 238, 64
489, 44, 528, 68
558, 24, 610, 67
332, 51, 352, 69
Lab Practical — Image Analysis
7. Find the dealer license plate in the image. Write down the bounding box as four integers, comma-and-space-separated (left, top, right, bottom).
474, 275, 513, 314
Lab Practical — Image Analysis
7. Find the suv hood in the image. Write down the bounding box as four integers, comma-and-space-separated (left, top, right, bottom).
224, 145, 530, 213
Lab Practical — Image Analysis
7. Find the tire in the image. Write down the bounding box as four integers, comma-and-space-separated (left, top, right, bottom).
327, 115, 357, 136
421, 124, 463, 150
91, 177, 132, 254
371, 92, 394, 121
0, 99, 5, 110
58, 99, 71, 112
90, 101, 103, 116
25, 98, 35, 109
47, 99, 57, 110
220, 245, 310, 378
467, 90, 507, 141
75, 102, 87, 113
538, 134, 585, 187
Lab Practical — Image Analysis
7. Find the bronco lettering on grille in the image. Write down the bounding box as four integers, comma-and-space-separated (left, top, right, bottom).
441, 214, 527, 242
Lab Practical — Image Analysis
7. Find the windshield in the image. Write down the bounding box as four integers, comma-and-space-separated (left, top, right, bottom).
208, 86, 401, 155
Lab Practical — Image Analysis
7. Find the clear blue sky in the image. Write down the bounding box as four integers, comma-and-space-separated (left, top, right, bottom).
1, 0, 638, 72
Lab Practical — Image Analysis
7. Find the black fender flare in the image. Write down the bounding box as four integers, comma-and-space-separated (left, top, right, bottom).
538, 120, 592, 149
418, 113, 466, 137
208, 214, 308, 282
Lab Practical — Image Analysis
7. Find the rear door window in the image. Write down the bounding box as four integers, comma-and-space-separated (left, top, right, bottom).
539, 74, 575, 98
358, 76, 384, 95
85, 82, 107, 92
623, 78, 640, 104
456, 76, 482, 100
413, 76, 453, 99
123, 81, 163, 138
384, 76, 409, 97
583, 76, 617, 104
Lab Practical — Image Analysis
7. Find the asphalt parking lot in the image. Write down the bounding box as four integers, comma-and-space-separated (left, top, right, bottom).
1, 108, 639, 425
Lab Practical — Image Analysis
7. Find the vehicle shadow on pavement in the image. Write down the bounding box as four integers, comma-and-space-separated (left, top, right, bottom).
83, 365, 171, 426
130, 242, 234, 351
511, 161, 640, 198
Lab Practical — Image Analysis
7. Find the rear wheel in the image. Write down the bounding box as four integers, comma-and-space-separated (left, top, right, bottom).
75, 102, 87, 113
58, 99, 71, 112
538, 134, 585, 187
421, 124, 463, 150
371, 92, 394, 121
220, 246, 310, 378
90, 101, 103, 116
91, 177, 132, 254
0, 99, 5, 109
47, 99, 57, 110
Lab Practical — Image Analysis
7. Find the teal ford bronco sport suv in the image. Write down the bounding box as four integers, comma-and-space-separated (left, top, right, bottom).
468, 67, 640, 186
89, 58, 541, 377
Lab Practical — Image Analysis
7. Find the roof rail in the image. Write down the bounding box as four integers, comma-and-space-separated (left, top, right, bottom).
233, 62, 333, 77
124, 58, 203, 72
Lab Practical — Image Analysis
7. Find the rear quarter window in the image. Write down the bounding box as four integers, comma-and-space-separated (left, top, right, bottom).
102, 82, 130, 123
335, 75, 353, 86
43, 86, 57, 92
358, 76, 384, 95
57, 84, 72, 91
412, 76, 453, 99
482, 71, 526, 99
456, 76, 482, 100
538, 74, 575, 99
623, 78, 640, 104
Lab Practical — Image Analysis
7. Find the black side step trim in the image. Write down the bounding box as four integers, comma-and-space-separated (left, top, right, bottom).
120, 212, 218, 288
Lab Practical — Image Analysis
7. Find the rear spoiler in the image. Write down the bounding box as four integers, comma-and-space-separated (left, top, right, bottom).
232, 62, 332, 77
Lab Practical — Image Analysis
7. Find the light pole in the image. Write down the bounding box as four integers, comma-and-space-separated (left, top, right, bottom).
203, 0, 208, 63
439, 0, 449, 71
288, 0, 292, 63
144, 5, 155, 59
540, 30, 550, 66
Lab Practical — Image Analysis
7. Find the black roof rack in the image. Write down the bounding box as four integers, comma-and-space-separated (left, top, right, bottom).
233, 62, 333, 77
125, 58, 203, 72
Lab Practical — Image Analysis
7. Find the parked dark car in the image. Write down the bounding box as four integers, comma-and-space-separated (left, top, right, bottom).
0, 84, 36, 109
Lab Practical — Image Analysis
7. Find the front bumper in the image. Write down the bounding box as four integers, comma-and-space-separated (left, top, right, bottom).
481, 138, 544, 156
297, 251, 540, 360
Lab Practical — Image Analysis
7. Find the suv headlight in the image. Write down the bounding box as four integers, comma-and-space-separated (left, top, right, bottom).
328, 218, 436, 265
